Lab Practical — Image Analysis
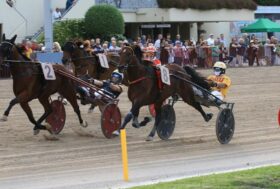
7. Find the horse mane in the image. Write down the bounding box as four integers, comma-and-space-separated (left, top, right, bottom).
132, 45, 143, 62
183, 66, 211, 90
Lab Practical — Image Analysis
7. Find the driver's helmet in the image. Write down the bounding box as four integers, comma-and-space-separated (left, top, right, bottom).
111, 71, 123, 84
213, 61, 226, 76
144, 43, 156, 58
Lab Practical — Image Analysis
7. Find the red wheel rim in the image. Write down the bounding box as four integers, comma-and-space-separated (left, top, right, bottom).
46, 100, 66, 134
101, 104, 121, 139
278, 109, 280, 127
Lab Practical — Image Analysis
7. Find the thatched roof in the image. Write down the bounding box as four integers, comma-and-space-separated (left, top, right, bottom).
157, 0, 257, 10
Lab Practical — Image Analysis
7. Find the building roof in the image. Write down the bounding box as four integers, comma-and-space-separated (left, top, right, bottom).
157, 0, 257, 10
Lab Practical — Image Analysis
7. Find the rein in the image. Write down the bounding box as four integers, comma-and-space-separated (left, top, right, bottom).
71, 54, 119, 67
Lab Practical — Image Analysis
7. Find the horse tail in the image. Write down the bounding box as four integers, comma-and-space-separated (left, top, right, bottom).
183, 66, 211, 90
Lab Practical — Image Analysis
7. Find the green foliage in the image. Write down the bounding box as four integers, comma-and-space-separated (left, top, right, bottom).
53, 19, 86, 45
157, 0, 257, 10
131, 165, 280, 189
84, 4, 125, 41
254, 0, 280, 5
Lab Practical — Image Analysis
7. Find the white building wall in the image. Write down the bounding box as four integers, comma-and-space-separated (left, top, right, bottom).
0, 0, 65, 42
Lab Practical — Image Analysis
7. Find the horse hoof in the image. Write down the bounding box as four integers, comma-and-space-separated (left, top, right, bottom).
33, 129, 40, 135
112, 130, 120, 136
62, 99, 68, 105
45, 123, 54, 134
140, 117, 152, 127
0, 115, 8, 122
145, 136, 154, 141
80, 120, 88, 128
205, 113, 213, 122
132, 123, 140, 128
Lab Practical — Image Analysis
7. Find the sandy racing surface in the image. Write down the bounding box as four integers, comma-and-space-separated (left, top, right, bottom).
0, 66, 279, 189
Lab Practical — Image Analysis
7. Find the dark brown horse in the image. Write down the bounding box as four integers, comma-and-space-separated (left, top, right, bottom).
62, 40, 120, 80
0, 34, 87, 134
117, 45, 213, 140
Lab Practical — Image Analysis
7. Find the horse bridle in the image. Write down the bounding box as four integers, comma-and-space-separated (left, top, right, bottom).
118, 46, 136, 70
0, 41, 16, 61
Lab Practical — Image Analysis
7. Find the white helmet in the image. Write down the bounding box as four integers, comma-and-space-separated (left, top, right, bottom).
111, 70, 123, 84
213, 62, 226, 75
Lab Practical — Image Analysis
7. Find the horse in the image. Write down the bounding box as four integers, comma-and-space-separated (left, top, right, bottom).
0, 34, 87, 134
61, 40, 120, 80
117, 45, 214, 140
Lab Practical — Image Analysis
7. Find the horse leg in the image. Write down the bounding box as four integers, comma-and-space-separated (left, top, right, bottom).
146, 101, 162, 141
33, 96, 55, 134
0, 97, 19, 121
19, 102, 41, 134
60, 87, 87, 127
190, 101, 213, 122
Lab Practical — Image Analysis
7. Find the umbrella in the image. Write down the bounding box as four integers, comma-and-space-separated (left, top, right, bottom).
241, 18, 280, 33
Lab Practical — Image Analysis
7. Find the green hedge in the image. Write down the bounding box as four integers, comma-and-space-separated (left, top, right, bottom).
53, 19, 86, 45
84, 4, 124, 41
157, 0, 257, 10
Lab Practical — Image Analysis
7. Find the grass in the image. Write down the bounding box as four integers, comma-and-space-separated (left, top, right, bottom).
131, 165, 280, 189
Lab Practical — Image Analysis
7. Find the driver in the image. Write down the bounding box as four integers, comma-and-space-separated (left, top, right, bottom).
207, 61, 231, 101
77, 71, 123, 105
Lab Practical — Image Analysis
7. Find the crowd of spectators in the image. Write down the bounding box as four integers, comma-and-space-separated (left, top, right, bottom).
18, 32, 280, 68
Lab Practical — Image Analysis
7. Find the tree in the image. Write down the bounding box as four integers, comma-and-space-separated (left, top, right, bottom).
84, 4, 124, 40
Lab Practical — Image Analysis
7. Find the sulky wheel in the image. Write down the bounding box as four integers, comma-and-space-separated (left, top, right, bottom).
46, 100, 66, 134
101, 103, 121, 139
216, 108, 235, 144
156, 104, 176, 140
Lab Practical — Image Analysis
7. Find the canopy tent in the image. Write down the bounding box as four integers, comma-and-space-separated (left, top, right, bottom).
241, 18, 280, 33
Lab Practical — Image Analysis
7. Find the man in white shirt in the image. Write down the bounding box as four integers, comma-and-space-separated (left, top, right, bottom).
207, 34, 215, 46
154, 34, 162, 59
53, 8, 62, 21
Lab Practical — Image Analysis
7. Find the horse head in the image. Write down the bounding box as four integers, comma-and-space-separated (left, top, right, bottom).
0, 34, 17, 66
118, 45, 142, 73
61, 40, 85, 65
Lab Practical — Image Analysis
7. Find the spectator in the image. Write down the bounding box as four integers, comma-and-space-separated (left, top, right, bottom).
236, 38, 246, 67
174, 34, 183, 45
166, 33, 172, 44
154, 34, 163, 59
66, 0, 76, 11
206, 34, 215, 46
52, 42, 62, 52
211, 39, 220, 65
219, 34, 227, 47
229, 38, 238, 67
52, 8, 62, 21
109, 40, 121, 53
102, 43, 109, 53
93, 38, 103, 53
173, 40, 184, 66
219, 43, 228, 63
264, 39, 272, 65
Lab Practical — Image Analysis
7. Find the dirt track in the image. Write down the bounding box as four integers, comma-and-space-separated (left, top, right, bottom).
0, 66, 279, 189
